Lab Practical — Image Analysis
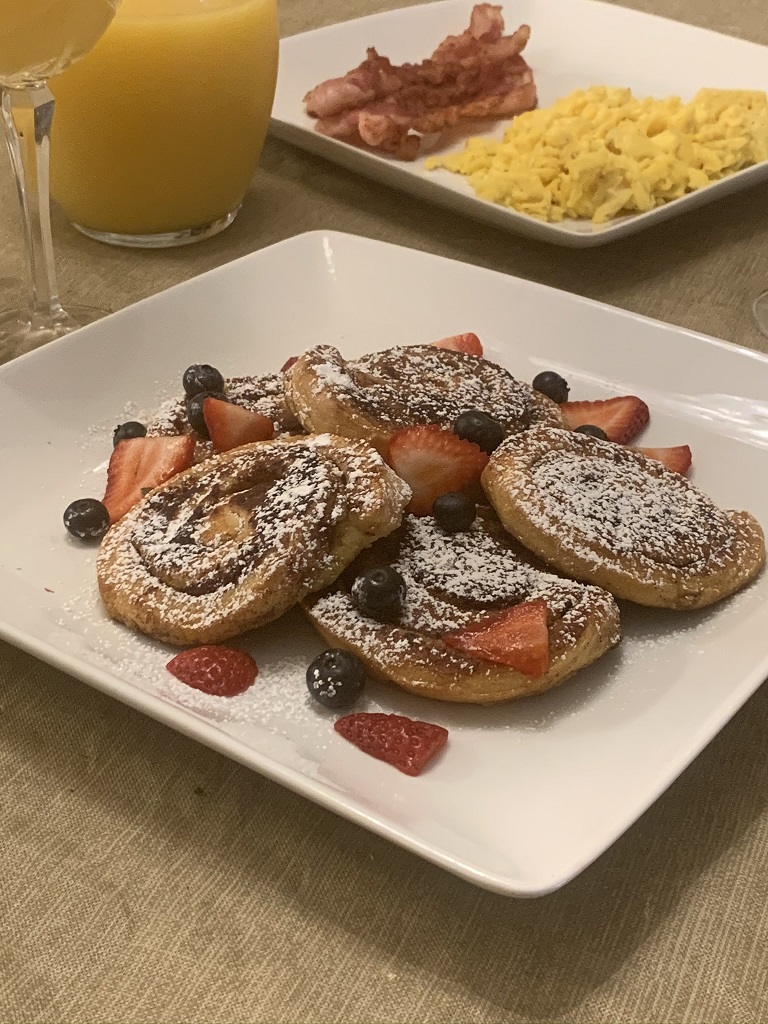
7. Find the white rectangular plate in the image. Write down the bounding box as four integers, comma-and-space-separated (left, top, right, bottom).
2, 230, 767, 896
271, 0, 768, 248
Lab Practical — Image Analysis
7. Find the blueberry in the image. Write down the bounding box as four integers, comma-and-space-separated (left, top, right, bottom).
532, 371, 570, 404
574, 424, 608, 440
112, 420, 147, 447
63, 498, 110, 541
306, 649, 365, 708
182, 363, 225, 398
453, 409, 505, 455
432, 492, 476, 533
185, 390, 226, 438
351, 566, 406, 621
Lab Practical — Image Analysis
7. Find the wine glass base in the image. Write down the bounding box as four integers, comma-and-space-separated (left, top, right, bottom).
70, 206, 240, 249
0, 305, 108, 365
753, 292, 768, 338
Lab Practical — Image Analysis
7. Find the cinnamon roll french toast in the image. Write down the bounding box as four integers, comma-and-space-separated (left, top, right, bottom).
284, 343, 564, 456
482, 426, 765, 609
303, 508, 621, 703
97, 434, 411, 645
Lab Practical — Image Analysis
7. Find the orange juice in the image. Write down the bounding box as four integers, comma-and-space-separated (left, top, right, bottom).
0, 0, 117, 84
49, 0, 278, 243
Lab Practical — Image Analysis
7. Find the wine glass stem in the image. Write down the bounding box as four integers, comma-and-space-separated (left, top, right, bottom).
1, 83, 66, 326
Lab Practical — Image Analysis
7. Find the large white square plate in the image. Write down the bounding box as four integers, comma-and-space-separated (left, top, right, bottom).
1, 230, 767, 896
271, 0, 768, 247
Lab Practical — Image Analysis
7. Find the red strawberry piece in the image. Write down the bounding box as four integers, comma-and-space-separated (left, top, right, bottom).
431, 332, 484, 357
202, 396, 274, 454
334, 713, 448, 776
102, 435, 195, 524
443, 599, 550, 676
632, 445, 692, 475
387, 424, 488, 515
561, 396, 650, 444
280, 356, 298, 373
166, 645, 258, 697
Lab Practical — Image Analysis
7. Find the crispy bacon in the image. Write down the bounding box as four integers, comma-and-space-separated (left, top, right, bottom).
303, 4, 537, 160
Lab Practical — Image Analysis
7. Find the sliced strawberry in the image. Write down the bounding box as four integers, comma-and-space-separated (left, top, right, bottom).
102, 435, 195, 523
561, 396, 650, 444
202, 397, 274, 454
166, 645, 258, 697
431, 332, 484, 357
632, 445, 692, 476
387, 425, 488, 515
443, 599, 550, 676
334, 713, 448, 776
280, 356, 298, 373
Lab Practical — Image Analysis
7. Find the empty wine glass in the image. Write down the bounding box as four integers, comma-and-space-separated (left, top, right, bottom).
0, 0, 120, 365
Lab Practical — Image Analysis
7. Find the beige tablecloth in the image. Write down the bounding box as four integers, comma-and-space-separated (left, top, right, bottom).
2, 2, 768, 1022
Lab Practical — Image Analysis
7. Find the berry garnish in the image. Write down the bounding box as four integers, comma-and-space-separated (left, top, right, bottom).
352, 566, 406, 621
453, 409, 505, 455
182, 363, 225, 398
431, 332, 484, 357
432, 492, 476, 533
280, 356, 299, 373
444, 599, 550, 676
63, 498, 110, 541
560, 396, 649, 444
112, 421, 147, 447
574, 424, 608, 440
632, 445, 692, 476
202, 397, 274, 453
186, 389, 227, 437
387, 425, 488, 515
532, 370, 569, 404
166, 645, 258, 697
334, 713, 448, 776
102, 435, 195, 523
306, 649, 365, 708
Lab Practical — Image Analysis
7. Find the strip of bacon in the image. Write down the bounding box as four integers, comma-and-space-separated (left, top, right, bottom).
303, 4, 537, 160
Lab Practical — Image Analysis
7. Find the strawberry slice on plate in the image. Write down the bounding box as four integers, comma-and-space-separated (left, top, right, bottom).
443, 599, 550, 676
166, 645, 258, 697
561, 395, 650, 444
387, 424, 489, 515
632, 445, 692, 475
203, 396, 275, 453
431, 332, 484, 357
334, 712, 448, 776
102, 435, 195, 524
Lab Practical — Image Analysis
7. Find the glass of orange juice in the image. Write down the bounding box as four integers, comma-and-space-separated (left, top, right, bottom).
49, 0, 279, 248
0, 0, 120, 363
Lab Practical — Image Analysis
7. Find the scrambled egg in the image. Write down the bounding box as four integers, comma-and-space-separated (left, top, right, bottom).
425, 86, 768, 223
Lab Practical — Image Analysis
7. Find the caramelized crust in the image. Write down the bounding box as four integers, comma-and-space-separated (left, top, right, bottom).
304, 508, 620, 703
98, 435, 411, 645
284, 344, 564, 455
482, 427, 766, 608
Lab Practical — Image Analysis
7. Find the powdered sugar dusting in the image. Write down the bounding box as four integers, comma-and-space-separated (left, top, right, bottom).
308, 512, 620, 676
148, 374, 302, 446
512, 431, 739, 583
304, 344, 536, 431
97, 436, 407, 642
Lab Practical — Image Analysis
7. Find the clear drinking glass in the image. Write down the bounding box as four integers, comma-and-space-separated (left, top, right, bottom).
48, 0, 279, 249
0, 0, 120, 364
753, 292, 768, 337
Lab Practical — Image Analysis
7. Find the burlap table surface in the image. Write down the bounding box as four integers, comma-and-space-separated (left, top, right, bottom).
2, 1, 768, 1021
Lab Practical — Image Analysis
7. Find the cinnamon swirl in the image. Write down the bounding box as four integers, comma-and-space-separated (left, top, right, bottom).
304, 508, 620, 703
284, 344, 564, 456
482, 427, 765, 608
97, 434, 411, 645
